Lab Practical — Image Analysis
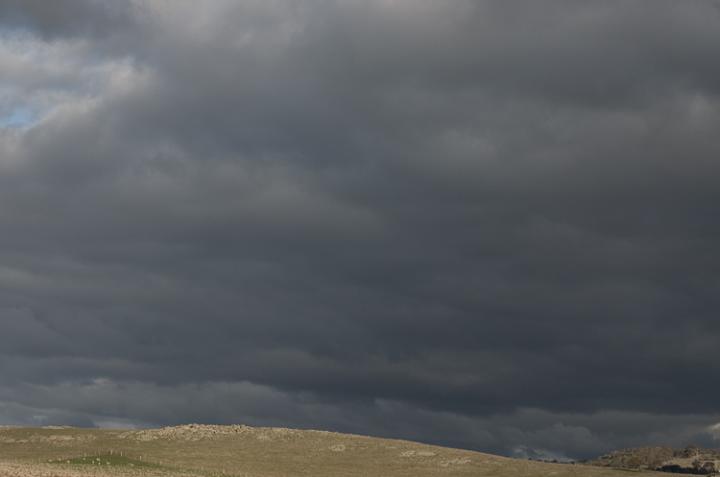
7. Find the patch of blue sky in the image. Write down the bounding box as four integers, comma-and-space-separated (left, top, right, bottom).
0, 106, 39, 129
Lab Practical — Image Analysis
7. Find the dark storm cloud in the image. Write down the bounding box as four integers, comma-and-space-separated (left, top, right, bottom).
0, 0, 138, 39
1, 0, 720, 459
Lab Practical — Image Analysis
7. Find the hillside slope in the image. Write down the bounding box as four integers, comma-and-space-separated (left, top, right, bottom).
589, 446, 720, 474
0, 424, 665, 476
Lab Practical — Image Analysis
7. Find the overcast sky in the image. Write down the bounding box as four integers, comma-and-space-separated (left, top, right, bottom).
1, 0, 720, 460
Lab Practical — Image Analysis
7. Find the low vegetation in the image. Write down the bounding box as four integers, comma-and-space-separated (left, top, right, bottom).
0, 424, 669, 476
589, 446, 720, 475
51, 454, 161, 468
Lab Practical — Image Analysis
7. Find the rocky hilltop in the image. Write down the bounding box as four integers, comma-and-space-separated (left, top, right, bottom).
590, 446, 720, 475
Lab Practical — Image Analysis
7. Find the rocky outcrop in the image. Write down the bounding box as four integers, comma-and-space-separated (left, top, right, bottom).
590, 446, 720, 475
590, 446, 676, 470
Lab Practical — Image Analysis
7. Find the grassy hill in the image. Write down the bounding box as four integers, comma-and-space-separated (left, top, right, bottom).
0, 424, 665, 476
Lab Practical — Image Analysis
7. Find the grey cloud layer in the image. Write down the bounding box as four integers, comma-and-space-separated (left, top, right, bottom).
0, 0, 138, 39
1, 0, 720, 459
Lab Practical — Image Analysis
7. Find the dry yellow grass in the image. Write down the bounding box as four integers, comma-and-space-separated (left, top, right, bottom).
0, 425, 666, 476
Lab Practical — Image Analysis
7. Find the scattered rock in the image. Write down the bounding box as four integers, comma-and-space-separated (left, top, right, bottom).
400, 450, 436, 457
120, 424, 307, 442
439, 457, 471, 467
590, 446, 720, 475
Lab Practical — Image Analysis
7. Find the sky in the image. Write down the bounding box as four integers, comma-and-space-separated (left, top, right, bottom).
1, 0, 720, 461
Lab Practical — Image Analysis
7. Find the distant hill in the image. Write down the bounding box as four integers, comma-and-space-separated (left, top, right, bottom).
0, 424, 667, 476
589, 446, 720, 475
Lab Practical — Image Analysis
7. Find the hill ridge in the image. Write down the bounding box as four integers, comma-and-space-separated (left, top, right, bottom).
0, 424, 665, 476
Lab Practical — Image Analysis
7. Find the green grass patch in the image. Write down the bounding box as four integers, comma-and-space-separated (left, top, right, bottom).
51, 453, 161, 468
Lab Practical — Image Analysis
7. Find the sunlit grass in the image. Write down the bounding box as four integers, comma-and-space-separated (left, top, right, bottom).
51, 454, 161, 469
